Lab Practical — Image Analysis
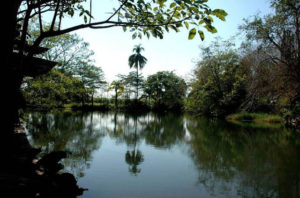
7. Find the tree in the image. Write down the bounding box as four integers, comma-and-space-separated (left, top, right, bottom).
22, 32, 106, 107
118, 71, 145, 99
128, 44, 147, 99
28, 25, 95, 74
186, 39, 247, 117
23, 69, 86, 108
238, 43, 279, 112
240, 0, 300, 114
73, 62, 106, 106
4, 0, 227, 130
108, 80, 124, 109
144, 71, 187, 111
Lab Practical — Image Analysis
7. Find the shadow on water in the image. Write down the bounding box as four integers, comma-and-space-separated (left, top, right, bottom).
20, 110, 300, 198
0, 130, 87, 198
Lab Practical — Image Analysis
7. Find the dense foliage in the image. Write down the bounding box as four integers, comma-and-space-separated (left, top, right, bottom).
186, 0, 299, 122
22, 33, 106, 108
186, 40, 247, 117
239, 0, 299, 119
144, 71, 187, 111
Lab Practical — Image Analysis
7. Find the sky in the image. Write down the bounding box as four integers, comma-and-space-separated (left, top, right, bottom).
62, 0, 273, 83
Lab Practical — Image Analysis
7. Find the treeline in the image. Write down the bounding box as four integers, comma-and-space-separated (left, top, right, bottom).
22, 24, 187, 112
187, 0, 299, 122
108, 70, 187, 112
22, 0, 299, 122
21, 32, 187, 112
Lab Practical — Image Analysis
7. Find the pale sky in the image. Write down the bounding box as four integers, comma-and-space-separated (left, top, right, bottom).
61, 0, 273, 83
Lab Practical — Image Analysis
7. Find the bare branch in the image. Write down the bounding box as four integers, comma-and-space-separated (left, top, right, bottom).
50, 0, 61, 31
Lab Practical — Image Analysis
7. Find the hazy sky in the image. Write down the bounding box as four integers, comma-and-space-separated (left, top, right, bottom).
64, 0, 273, 82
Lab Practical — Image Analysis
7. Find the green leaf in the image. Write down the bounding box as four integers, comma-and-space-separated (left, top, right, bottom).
132, 32, 137, 39
169, 25, 179, 32
184, 21, 189, 30
188, 28, 197, 40
212, 9, 228, 21
146, 32, 150, 39
170, 2, 176, 8
198, 30, 205, 41
204, 25, 217, 33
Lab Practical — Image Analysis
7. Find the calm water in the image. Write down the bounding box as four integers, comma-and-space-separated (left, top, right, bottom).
23, 111, 300, 198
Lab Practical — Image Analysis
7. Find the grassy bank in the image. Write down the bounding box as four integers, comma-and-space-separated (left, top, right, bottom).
226, 113, 284, 124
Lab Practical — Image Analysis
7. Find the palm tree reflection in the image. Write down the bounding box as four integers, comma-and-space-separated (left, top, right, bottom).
125, 115, 144, 175
125, 149, 144, 175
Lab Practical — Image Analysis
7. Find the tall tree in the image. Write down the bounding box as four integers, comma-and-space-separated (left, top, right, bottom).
128, 44, 147, 99
240, 0, 300, 112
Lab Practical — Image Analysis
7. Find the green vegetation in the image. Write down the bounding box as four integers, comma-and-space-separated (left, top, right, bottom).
185, 39, 247, 117
226, 113, 283, 123
6, 0, 227, 131
22, 32, 106, 109
144, 71, 187, 112
17, 0, 299, 128
108, 80, 125, 110
186, 0, 300, 127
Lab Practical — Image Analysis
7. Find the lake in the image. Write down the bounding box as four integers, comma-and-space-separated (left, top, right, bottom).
23, 111, 300, 198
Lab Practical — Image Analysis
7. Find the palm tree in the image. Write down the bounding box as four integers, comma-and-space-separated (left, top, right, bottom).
128, 44, 147, 100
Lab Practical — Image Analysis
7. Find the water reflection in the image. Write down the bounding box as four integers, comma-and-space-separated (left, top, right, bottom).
24, 111, 105, 178
125, 150, 144, 175
23, 111, 300, 198
141, 113, 186, 148
186, 117, 300, 198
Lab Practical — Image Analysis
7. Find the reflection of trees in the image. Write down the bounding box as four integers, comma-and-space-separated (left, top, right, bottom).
106, 113, 144, 146
106, 112, 186, 175
186, 116, 300, 198
23, 111, 300, 197
124, 115, 144, 175
141, 113, 186, 148
106, 112, 145, 175
125, 150, 144, 175
24, 111, 105, 178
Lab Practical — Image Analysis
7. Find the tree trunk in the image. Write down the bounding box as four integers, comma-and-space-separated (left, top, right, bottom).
115, 90, 118, 109
3, 0, 23, 133
81, 94, 85, 107
91, 93, 94, 107
136, 67, 139, 100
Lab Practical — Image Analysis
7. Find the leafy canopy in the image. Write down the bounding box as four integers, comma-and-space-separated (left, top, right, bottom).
17, 0, 228, 55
